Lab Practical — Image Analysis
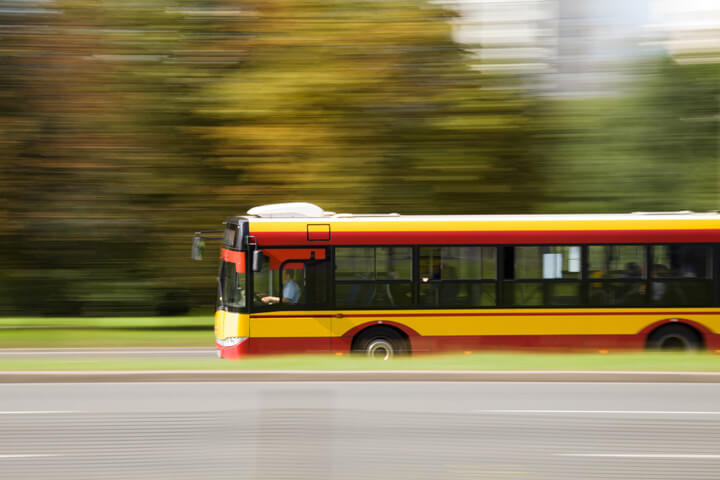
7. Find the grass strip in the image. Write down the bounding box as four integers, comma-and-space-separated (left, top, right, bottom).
0, 316, 213, 329
1, 352, 720, 372
0, 329, 213, 348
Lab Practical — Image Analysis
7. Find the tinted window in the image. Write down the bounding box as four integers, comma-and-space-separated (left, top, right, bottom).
588, 245, 646, 279
335, 247, 412, 281
376, 247, 413, 280
420, 282, 496, 307
502, 283, 543, 306
506, 246, 581, 279
336, 283, 412, 307
335, 248, 374, 280
419, 246, 496, 281
588, 281, 645, 306
652, 245, 711, 279
649, 280, 713, 306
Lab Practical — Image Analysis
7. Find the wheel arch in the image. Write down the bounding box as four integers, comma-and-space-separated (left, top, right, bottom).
342, 321, 420, 340
639, 318, 710, 349
344, 321, 418, 353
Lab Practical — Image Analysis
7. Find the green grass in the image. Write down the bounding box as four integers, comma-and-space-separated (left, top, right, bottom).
0, 316, 213, 328
2, 352, 720, 372
0, 316, 214, 348
0, 328, 213, 348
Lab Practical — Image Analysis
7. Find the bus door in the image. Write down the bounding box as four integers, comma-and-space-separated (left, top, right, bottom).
250, 248, 332, 353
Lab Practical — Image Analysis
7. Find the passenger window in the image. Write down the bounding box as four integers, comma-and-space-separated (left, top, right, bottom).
376, 247, 413, 280
652, 245, 711, 279
503, 246, 581, 306
420, 282, 496, 307
649, 245, 712, 307
507, 246, 581, 279
419, 246, 496, 281
334, 247, 413, 307
588, 245, 646, 279
335, 248, 374, 280
335, 247, 412, 280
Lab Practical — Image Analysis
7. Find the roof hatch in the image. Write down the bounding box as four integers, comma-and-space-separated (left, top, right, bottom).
247, 202, 333, 218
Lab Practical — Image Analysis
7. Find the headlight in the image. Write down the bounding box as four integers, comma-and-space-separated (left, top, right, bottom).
216, 336, 248, 347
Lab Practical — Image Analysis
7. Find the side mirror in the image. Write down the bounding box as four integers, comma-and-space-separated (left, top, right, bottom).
191, 235, 205, 261
252, 250, 264, 272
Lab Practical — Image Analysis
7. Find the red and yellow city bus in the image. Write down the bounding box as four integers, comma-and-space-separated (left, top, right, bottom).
193, 203, 720, 359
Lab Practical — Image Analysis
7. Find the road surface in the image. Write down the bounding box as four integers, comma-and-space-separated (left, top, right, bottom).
1, 381, 719, 479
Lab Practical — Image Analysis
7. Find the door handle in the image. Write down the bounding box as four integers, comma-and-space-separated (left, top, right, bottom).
335, 313, 344, 319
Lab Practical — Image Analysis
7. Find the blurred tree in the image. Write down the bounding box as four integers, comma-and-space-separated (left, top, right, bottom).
535, 56, 720, 213
0, 0, 237, 315
1, 0, 542, 316
196, 0, 541, 215
6, 0, 718, 318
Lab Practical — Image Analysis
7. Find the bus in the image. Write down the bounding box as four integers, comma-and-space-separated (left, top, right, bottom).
193, 202, 720, 359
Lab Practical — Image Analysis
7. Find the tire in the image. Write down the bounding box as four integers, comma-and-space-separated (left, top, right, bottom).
353, 326, 408, 360
646, 324, 702, 351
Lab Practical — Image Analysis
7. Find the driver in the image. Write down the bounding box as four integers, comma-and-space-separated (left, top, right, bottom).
262, 269, 301, 304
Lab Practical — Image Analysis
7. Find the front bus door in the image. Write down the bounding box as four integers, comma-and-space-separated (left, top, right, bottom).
250, 248, 332, 354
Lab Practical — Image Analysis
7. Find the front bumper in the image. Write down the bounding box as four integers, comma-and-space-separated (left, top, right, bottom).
215, 337, 250, 360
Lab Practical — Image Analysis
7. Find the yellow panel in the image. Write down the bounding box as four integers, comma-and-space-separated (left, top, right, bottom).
251, 312, 333, 338
214, 310, 250, 339
249, 308, 720, 339
325, 308, 720, 337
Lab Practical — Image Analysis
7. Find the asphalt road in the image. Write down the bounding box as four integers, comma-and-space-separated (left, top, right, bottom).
2, 382, 720, 479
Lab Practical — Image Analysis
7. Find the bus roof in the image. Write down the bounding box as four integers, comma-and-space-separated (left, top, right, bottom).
234, 203, 720, 246
242, 203, 720, 223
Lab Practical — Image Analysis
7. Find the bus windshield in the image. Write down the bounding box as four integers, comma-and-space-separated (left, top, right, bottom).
220, 260, 246, 309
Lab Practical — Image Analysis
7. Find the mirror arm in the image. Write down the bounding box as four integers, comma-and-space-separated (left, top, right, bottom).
192, 230, 224, 261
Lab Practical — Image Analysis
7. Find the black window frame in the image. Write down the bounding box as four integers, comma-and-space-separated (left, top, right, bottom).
245, 242, 720, 311
249, 246, 331, 313
646, 243, 715, 307
418, 245, 499, 308
334, 245, 415, 308
585, 244, 650, 307
500, 245, 584, 307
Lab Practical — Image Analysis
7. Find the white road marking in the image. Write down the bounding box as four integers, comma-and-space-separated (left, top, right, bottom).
557, 453, 720, 459
0, 411, 77, 415
474, 409, 720, 415
0, 454, 64, 458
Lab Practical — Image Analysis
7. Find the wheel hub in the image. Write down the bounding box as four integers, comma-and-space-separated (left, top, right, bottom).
367, 339, 394, 360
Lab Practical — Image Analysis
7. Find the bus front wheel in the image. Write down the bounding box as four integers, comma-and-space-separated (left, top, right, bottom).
353, 327, 408, 360
646, 324, 702, 351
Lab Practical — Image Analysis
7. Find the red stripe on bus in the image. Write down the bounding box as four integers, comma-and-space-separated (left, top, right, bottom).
220, 248, 246, 272
232, 334, 647, 354
411, 334, 646, 352
251, 311, 720, 319
248, 336, 331, 355
251, 229, 720, 246
221, 331, 720, 356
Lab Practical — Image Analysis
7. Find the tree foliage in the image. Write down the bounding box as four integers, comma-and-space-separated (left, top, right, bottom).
0, 0, 718, 315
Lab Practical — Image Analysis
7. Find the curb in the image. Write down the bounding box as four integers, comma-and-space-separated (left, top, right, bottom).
2, 370, 720, 383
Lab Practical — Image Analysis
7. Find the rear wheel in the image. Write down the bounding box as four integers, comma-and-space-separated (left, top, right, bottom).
353, 327, 408, 360
646, 324, 702, 351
